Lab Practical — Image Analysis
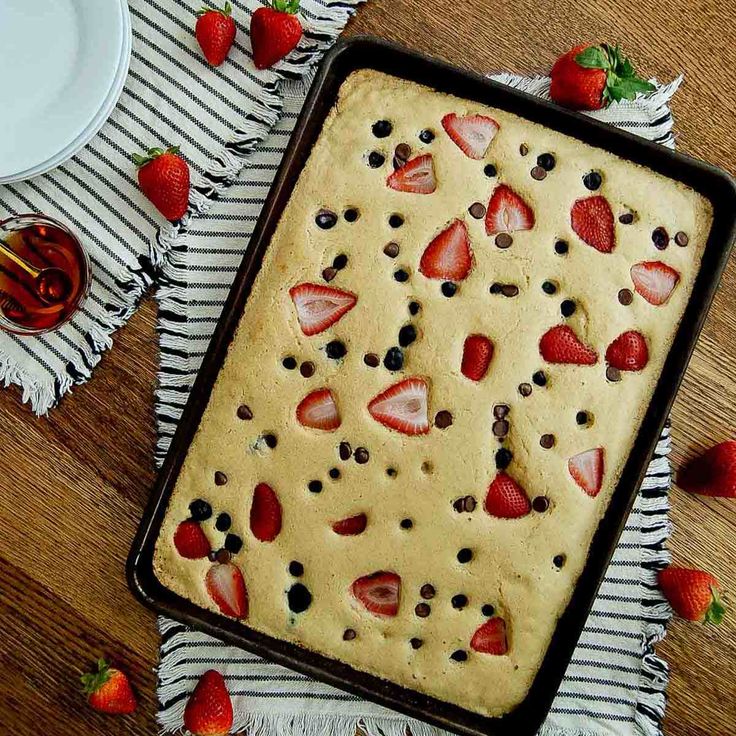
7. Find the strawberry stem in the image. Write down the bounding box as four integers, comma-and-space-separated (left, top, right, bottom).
273, 0, 300, 13
197, 2, 232, 16
80, 658, 112, 695
131, 146, 181, 168
705, 586, 726, 625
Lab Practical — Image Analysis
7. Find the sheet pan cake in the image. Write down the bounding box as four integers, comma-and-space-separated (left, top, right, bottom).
153, 70, 713, 716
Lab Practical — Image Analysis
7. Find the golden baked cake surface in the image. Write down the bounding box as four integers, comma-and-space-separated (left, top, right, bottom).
153, 70, 712, 716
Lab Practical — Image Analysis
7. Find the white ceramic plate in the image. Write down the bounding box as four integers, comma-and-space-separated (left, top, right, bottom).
0, 0, 132, 184
0, 0, 126, 179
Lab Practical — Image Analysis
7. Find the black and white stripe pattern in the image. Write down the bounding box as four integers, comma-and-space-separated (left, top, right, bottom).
155, 77, 680, 736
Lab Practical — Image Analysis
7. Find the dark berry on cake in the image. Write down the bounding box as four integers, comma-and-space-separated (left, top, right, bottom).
237, 404, 253, 420
583, 171, 602, 190
481, 604, 495, 617
419, 219, 473, 281
489, 283, 502, 294
441, 281, 457, 297
394, 269, 410, 282
410, 638, 423, 649
630, 261, 679, 305
372, 120, 392, 138
537, 153, 556, 171
576, 410, 590, 425
606, 366, 622, 382
542, 281, 557, 295
618, 288, 634, 305
495, 233, 513, 249
485, 185, 535, 235
605, 330, 649, 371
463, 496, 477, 512
288, 583, 312, 613
415, 602, 431, 617
494, 405, 509, 418
560, 299, 576, 317
540, 434, 555, 449
619, 211, 634, 224
483, 163, 497, 178
532, 370, 547, 386
315, 209, 338, 229
299, 361, 315, 378
451, 594, 468, 609
322, 267, 337, 282
553, 554, 566, 568
389, 214, 404, 228
492, 420, 509, 438
532, 496, 550, 512
338, 441, 352, 460
539, 325, 598, 365
351, 571, 401, 617
518, 383, 533, 397
383, 242, 400, 258
434, 410, 453, 429
174, 520, 211, 559
282, 356, 297, 369
393, 143, 412, 169
495, 448, 513, 470
332, 513, 368, 536
450, 650, 468, 662
554, 239, 569, 254
501, 284, 519, 297
675, 231, 689, 247
652, 226, 669, 250
485, 472, 531, 518
386, 154, 437, 194
571, 196, 615, 252
408, 300, 421, 315
568, 448, 605, 497
329, 468, 341, 479
289, 561, 304, 577
383, 347, 404, 372
470, 618, 508, 655
325, 340, 347, 359
215, 513, 232, 531
343, 628, 357, 641
400, 518, 414, 529
296, 389, 341, 431
368, 151, 385, 168
308, 480, 323, 493
461, 334, 494, 382
290, 283, 357, 336
386, 467, 397, 478
224, 533, 243, 554
333, 254, 348, 269
206, 562, 248, 619
420, 583, 436, 599
250, 483, 283, 542
530, 166, 547, 181
398, 324, 417, 347
214, 548, 231, 564
457, 548, 473, 563
419, 129, 435, 143
190, 499, 213, 521
214, 471, 228, 486
364, 353, 380, 367
344, 208, 359, 223
442, 113, 499, 159
354, 447, 370, 464
468, 202, 486, 219
519, 143, 529, 156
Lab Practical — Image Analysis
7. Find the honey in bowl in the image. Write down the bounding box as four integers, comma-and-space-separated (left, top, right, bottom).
0, 215, 90, 334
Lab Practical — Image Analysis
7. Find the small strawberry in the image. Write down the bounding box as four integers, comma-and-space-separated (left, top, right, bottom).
368, 377, 430, 436
658, 567, 725, 624
174, 519, 211, 559
485, 184, 534, 235
539, 325, 598, 365
461, 334, 494, 382
332, 513, 368, 536
386, 154, 437, 195
289, 283, 357, 336
470, 618, 508, 655
351, 571, 401, 618
571, 196, 615, 253
605, 330, 649, 371
132, 147, 190, 221
441, 113, 500, 159
419, 219, 473, 281
183, 670, 234, 736
568, 447, 605, 497
630, 261, 680, 305
296, 388, 341, 431
81, 659, 137, 715
550, 43, 655, 111
250, 483, 283, 542
484, 471, 531, 519
679, 440, 736, 498
206, 562, 249, 618
250, 0, 303, 70
196, 3, 237, 67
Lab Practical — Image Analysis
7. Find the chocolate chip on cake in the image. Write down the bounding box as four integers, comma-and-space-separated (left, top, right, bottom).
519, 143, 529, 156
214, 471, 228, 486
489, 283, 502, 294
368, 151, 385, 168
400, 518, 414, 530
606, 365, 622, 382
441, 281, 457, 297
532, 496, 550, 512
215, 548, 232, 564
492, 419, 509, 438
343, 628, 357, 641
394, 269, 409, 282
383, 242, 400, 258
501, 284, 519, 298
434, 410, 453, 429
560, 299, 576, 317
576, 411, 590, 425
618, 288, 633, 305
237, 404, 253, 420
419, 129, 435, 143
263, 433, 278, 448
675, 231, 689, 247
519, 382, 533, 397
322, 267, 337, 282
481, 604, 495, 617
386, 467, 398, 478
354, 447, 370, 464
300, 361, 315, 378
495, 233, 513, 249
530, 166, 547, 181
399, 324, 417, 347
554, 239, 569, 255
316, 209, 338, 229
333, 254, 348, 270
364, 352, 380, 367
384, 347, 404, 371
537, 153, 556, 171
339, 442, 352, 461
394, 143, 412, 168
540, 434, 555, 449
619, 212, 635, 224
451, 594, 468, 609
484, 163, 497, 178
532, 370, 547, 386
415, 602, 431, 617
495, 448, 513, 470
410, 637, 423, 649
451, 650, 468, 662
189, 499, 212, 521
288, 583, 312, 613
224, 533, 243, 554
583, 171, 602, 190
389, 214, 404, 228
494, 404, 510, 419
329, 468, 341, 480
468, 202, 486, 219
326, 340, 347, 359
308, 480, 322, 493
542, 280, 557, 295
463, 495, 477, 512
289, 560, 304, 577
408, 301, 421, 315
215, 513, 232, 531
372, 120, 392, 138
282, 356, 297, 369
420, 583, 436, 600
344, 208, 359, 223
553, 554, 566, 569
652, 226, 669, 250
457, 548, 473, 563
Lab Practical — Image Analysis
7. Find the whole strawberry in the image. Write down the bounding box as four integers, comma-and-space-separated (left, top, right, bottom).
550, 43, 655, 111
679, 439, 736, 497
196, 3, 237, 66
659, 566, 726, 624
184, 670, 233, 736
250, 0, 303, 70
132, 146, 190, 221
81, 658, 137, 715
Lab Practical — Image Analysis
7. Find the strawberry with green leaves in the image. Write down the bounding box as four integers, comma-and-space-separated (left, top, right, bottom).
550, 43, 655, 111
251, 0, 303, 70
81, 659, 137, 715
659, 567, 726, 624
196, 3, 237, 67
132, 146, 190, 221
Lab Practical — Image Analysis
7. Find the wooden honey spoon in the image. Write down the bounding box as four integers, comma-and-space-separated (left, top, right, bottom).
0, 238, 73, 305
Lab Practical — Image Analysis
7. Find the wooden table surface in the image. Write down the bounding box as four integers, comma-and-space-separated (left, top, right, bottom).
2, 1, 735, 734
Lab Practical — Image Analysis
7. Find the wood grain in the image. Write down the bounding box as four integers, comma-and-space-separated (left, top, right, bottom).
1, 0, 735, 733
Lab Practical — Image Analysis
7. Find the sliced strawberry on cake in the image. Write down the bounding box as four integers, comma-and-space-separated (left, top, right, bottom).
485, 185, 535, 235
296, 388, 341, 430
289, 283, 357, 336
470, 618, 508, 655
419, 219, 473, 281
605, 330, 649, 371
568, 448, 604, 497
484, 471, 531, 518
571, 195, 615, 252
332, 513, 368, 536
441, 113, 499, 159
368, 377, 429, 436
461, 334, 494, 381
206, 562, 249, 618
174, 519, 211, 559
386, 154, 437, 194
539, 325, 598, 365
351, 571, 401, 617
250, 482, 282, 542
630, 261, 680, 305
